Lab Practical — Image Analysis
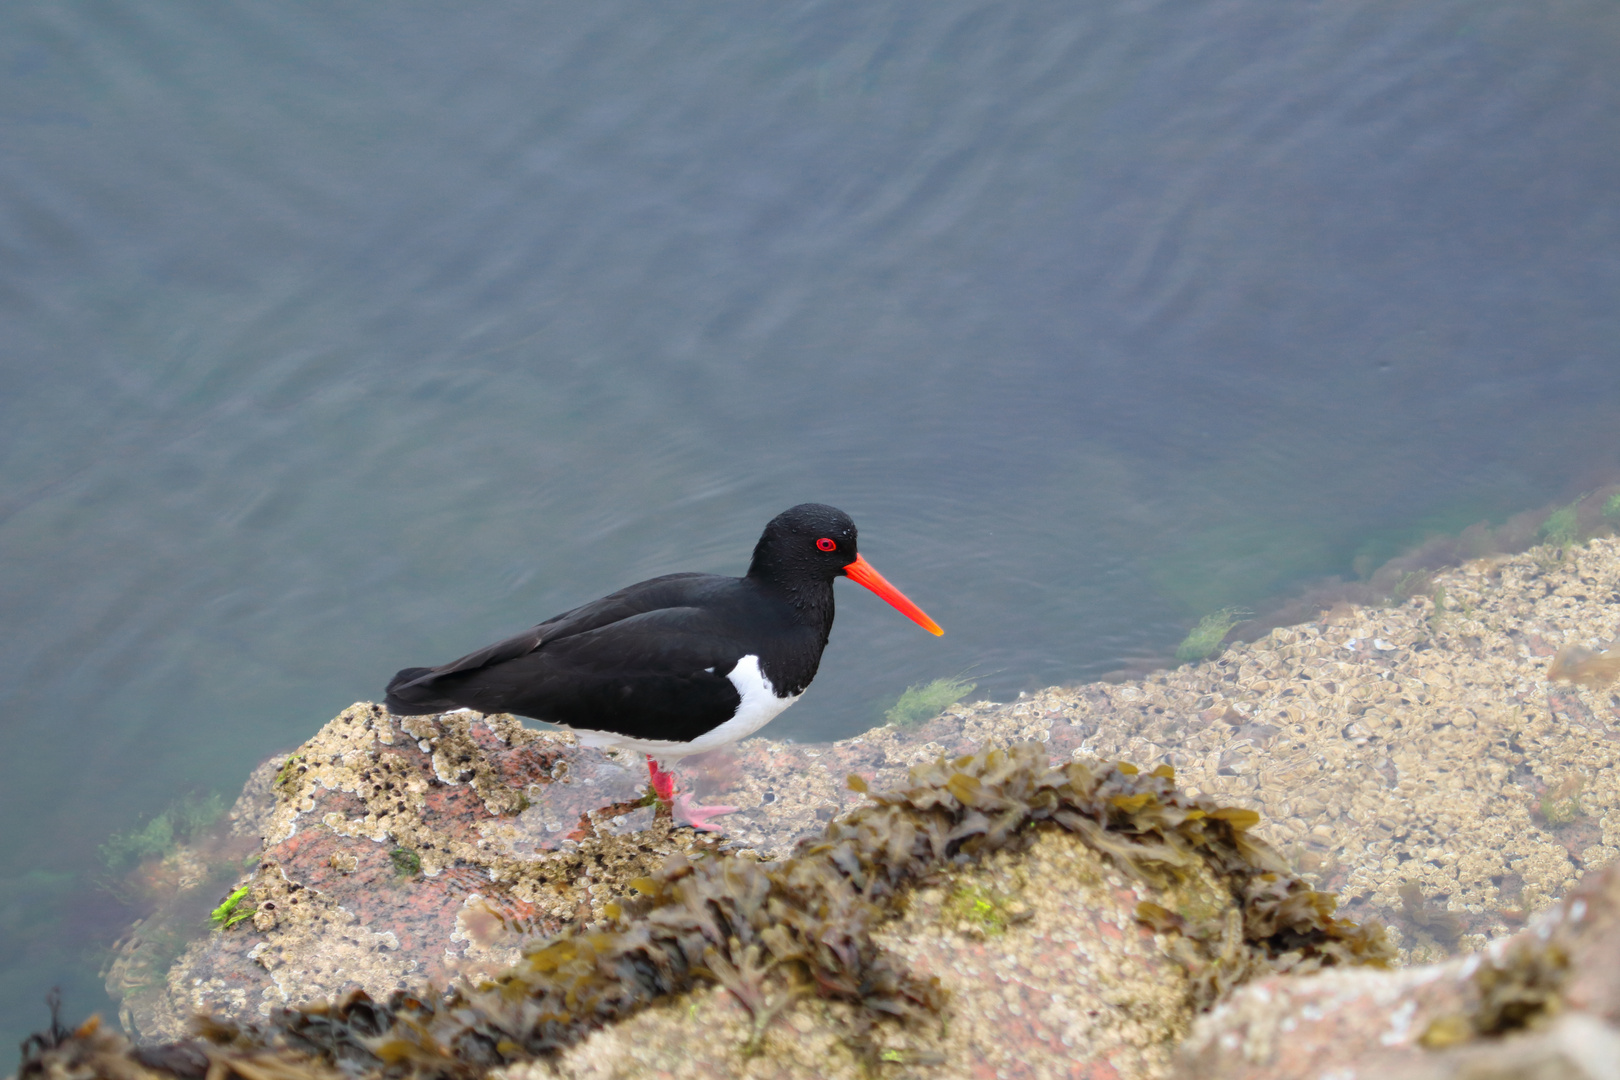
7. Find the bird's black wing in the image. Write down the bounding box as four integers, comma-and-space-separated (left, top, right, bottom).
389, 572, 720, 694
435, 606, 766, 741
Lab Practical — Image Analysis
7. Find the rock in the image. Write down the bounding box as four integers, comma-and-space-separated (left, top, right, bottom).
505, 828, 1199, 1080
1173, 861, 1620, 1079
82, 534, 1620, 1076
1018, 538, 1620, 968
123, 704, 730, 1040
66, 732, 1385, 1080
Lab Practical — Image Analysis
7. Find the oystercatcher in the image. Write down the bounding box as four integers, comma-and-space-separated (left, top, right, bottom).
384, 504, 942, 829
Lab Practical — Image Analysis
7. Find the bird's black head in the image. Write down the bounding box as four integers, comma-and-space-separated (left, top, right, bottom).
746, 503, 858, 583
747, 503, 944, 636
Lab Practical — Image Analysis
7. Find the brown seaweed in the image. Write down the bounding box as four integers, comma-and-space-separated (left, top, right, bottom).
1397, 882, 1464, 948
1547, 641, 1620, 688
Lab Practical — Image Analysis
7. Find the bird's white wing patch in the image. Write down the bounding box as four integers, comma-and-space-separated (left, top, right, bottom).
708, 653, 800, 747
571, 654, 799, 758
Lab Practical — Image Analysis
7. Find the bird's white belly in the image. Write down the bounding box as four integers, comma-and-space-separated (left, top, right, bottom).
572, 654, 800, 759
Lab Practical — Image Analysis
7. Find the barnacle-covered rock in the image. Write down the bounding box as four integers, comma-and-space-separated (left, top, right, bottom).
1015, 537, 1620, 965
42, 741, 1386, 1080
88, 532, 1620, 1078
112, 703, 745, 1042
1172, 860, 1620, 1079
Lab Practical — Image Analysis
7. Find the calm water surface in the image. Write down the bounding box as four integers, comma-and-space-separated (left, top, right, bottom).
3, 0, 1620, 1044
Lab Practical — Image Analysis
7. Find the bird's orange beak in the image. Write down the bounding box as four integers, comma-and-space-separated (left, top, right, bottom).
842, 554, 944, 636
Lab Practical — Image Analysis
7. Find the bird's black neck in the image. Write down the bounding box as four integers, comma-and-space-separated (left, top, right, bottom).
745, 549, 837, 640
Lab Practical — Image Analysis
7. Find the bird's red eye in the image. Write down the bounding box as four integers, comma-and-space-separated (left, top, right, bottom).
816, 537, 837, 552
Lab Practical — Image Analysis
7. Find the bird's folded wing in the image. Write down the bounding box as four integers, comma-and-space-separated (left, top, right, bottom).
536, 605, 748, 676
527, 572, 716, 644
455, 609, 757, 738
394, 625, 548, 687
395, 573, 723, 689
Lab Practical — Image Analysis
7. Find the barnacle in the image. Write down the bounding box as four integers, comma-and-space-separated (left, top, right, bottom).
22, 741, 1388, 1079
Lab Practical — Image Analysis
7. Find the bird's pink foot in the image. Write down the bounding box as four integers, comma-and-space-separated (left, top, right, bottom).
645, 756, 736, 832
671, 793, 739, 833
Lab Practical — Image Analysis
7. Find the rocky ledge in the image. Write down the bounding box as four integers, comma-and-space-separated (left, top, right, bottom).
56, 735, 1385, 1080
22, 537, 1620, 1079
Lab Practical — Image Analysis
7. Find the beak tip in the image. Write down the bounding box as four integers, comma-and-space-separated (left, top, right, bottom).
844, 554, 944, 638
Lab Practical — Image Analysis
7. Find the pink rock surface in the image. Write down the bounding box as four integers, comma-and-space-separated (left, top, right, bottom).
1173, 862, 1620, 1080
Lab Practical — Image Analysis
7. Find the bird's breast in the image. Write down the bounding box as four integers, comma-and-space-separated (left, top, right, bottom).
681, 653, 800, 754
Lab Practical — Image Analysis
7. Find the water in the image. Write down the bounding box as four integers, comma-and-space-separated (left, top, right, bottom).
3, 0, 1619, 1047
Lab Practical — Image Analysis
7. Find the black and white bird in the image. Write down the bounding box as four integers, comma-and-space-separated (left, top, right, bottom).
384, 503, 942, 828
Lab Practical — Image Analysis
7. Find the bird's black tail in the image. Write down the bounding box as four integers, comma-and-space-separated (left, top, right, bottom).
384, 666, 461, 715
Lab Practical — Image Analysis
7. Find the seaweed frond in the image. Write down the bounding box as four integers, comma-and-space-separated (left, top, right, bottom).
1398, 883, 1463, 948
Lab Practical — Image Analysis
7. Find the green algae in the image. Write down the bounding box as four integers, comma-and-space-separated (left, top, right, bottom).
1425, 584, 1475, 633
210, 885, 254, 930
1388, 569, 1436, 606
1539, 501, 1580, 548
884, 675, 977, 728
276, 754, 307, 790
389, 847, 423, 877
98, 792, 225, 872
1425, 585, 1451, 633
1537, 774, 1585, 827
23, 741, 1390, 1080
1175, 609, 1248, 664
944, 882, 1016, 937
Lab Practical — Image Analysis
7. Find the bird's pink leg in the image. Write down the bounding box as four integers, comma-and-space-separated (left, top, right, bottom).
645, 755, 738, 833
646, 755, 678, 803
